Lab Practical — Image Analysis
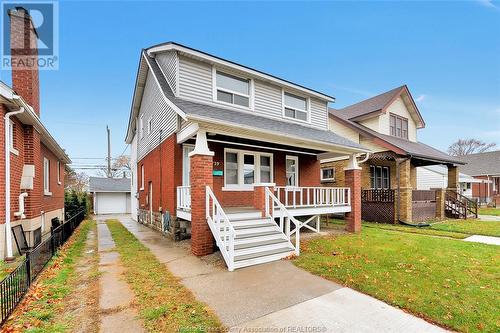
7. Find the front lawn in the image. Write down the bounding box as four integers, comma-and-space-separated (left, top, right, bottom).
294, 228, 499, 333
478, 207, 500, 216
106, 219, 223, 333
430, 219, 500, 237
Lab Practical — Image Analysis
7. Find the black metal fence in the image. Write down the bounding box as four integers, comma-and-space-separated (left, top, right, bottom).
0, 209, 86, 326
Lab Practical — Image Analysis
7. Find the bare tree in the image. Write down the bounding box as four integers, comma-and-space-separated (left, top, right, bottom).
98, 155, 131, 178
65, 166, 89, 192
448, 138, 497, 156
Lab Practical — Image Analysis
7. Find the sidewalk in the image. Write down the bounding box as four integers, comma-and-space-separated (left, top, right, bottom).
112, 214, 448, 332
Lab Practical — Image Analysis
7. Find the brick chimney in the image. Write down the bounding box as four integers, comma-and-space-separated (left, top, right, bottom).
9, 7, 40, 116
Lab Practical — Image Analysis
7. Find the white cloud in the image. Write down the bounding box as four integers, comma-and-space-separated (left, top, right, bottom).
476, 0, 498, 9
415, 94, 426, 102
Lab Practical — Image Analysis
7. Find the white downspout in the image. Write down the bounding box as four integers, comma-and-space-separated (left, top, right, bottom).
4, 107, 25, 260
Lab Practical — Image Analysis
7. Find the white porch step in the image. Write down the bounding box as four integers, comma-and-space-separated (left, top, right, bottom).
232, 248, 295, 270
233, 240, 292, 256
234, 225, 278, 236
226, 211, 262, 220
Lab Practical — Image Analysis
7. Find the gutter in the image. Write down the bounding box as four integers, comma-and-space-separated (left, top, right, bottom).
4, 107, 25, 261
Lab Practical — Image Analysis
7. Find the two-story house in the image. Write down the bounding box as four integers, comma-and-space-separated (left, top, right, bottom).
125, 42, 369, 271
322, 85, 467, 224
1, 8, 70, 261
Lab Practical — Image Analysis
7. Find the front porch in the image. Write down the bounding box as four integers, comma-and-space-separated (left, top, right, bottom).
174, 121, 366, 270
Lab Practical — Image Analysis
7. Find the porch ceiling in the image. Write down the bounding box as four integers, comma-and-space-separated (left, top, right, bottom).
189, 119, 366, 156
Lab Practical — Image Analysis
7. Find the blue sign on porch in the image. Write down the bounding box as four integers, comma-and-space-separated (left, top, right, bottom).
213, 170, 223, 176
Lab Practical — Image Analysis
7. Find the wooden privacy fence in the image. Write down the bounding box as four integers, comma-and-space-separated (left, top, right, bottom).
412, 190, 436, 222
361, 189, 395, 224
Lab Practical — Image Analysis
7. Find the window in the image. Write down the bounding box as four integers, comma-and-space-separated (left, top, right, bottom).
139, 115, 144, 139
390, 114, 408, 139
140, 164, 144, 190
321, 167, 335, 181
57, 161, 61, 185
215, 71, 250, 107
43, 157, 51, 195
283, 92, 308, 122
286, 156, 299, 187
370, 165, 390, 189
9, 120, 18, 154
147, 117, 153, 134
224, 149, 273, 189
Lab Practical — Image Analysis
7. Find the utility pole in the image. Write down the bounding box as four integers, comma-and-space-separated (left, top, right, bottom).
107, 125, 111, 178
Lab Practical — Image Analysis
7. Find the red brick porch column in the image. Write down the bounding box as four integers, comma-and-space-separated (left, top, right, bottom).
190, 131, 215, 256
345, 155, 362, 233
253, 184, 274, 217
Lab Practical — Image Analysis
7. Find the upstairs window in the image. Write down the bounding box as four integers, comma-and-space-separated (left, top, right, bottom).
139, 115, 144, 139
215, 71, 250, 107
147, 117, 153, 135
284, 92, 308, 122
390, 114, 408, 139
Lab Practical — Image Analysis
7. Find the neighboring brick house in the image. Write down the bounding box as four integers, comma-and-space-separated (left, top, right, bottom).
322, 85, 466, 223
0, 8, 70, 260
125, 42, 369, 270
456, 150, 500, 205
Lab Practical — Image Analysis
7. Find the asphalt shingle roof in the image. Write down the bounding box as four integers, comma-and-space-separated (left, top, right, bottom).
144, 53, 367, 152
89, 177, 131, 193
456, 150, 500, 176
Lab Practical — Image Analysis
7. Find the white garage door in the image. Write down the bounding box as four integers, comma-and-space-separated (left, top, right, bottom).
96, 192, 127, 214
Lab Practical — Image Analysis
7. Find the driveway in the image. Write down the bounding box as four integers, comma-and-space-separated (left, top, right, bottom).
106, 214, 448, 332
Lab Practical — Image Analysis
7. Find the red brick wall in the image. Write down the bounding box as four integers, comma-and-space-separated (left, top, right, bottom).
23, 126, 42, 219
41, 144, 65, 212
9, 117, 26, 218
137, 134, 182, 216
0, 106, 6, 224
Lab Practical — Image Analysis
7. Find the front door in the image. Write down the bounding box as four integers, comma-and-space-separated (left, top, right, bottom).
183, 145, 195, 186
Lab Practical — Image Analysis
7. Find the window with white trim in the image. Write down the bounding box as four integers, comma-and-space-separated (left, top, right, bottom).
390, 114, 408, 139
140, 164, 144, 190
139, 115, 144, 139
283, 92, 308, 122
9, 120, 18, 154
57, 161, 61, 185
147, 117, 153, 134
43, 157, 51, 195
321, 167, 335, 181
224, 149, 273, 189
215, 71, 250, 107
286, 156, 299, 187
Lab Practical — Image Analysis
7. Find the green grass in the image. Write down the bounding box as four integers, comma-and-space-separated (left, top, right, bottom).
294, 228, 499, 333
362, 221, 469, 239
0, 256, 25, 281
105, 219, 224, 333
4, 220, 95, 333
478, 207, 500, 216
430, 219, 500, 237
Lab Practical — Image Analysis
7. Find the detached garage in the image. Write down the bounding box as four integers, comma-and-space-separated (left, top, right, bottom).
89, 177, 131, 215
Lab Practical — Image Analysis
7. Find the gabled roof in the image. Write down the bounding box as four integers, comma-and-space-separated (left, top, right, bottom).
126, 51, 368, 154
329, 111, 463, 165
335, 85, 425, 128
89, 177, 131, 193
456, 150, 500, 176
0, 81, 71, 164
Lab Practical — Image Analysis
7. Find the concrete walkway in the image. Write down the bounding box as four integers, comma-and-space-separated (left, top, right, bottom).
464, 235, 500, 245
97, 218, 144, 333
112, 214, 447, 332
479, 214, 500, 221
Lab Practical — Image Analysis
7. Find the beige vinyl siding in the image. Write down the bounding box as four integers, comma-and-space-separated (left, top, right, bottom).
359, 137, 386, 153
360, 116, 380, 133
137, 69, 178, 161
156, 51, 178, 95
178, 55, 213, 103
310, 98, 328, 129
329, 118, 359, 143
380, 97, 417, 141
254, 80, 282, 119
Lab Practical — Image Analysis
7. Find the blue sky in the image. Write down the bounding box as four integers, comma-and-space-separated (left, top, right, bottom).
1, 0, 499, 175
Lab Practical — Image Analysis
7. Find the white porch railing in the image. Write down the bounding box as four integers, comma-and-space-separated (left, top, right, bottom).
177, 186, 191, 211
206, 186, 235, 271
274, 186, 350, 209
265, 187, 301, 255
